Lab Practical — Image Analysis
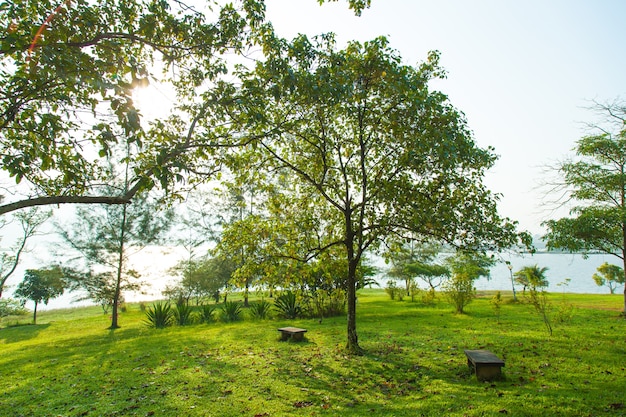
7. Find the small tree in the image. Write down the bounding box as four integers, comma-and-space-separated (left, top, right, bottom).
592, 262, 625, 294
65, 270, 137, 314
165, 256, 235, 305
14, 267, 65, 324
515, 265, 552, 335
443, 252, 493, 314
0, 208, 51, 297
491, 291, 503, 324
385, 240, 441, 296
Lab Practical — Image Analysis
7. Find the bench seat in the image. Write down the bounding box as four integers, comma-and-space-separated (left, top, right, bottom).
464, 349, 505, 381
277, 327, 307, 341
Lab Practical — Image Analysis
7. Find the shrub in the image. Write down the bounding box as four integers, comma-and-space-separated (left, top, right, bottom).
525, 287, 552, 335
443, 274, 476, 314
221, 301, 242, 322
491, 291, 503, 323
144, 302, 174, 329
0, 298, 28, 318
409, 282, 420, 302
421, 288, 437, 306
139, 302, 147, 312
385, 280, 404, 301
174, 301, 193, 326
303, 289, 346, 319
274, 291, 302, 319
321, 289, 346, 317
249, 300, 272, 320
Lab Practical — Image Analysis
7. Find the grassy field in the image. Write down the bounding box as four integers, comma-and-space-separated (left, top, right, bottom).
1, 290, 625, 417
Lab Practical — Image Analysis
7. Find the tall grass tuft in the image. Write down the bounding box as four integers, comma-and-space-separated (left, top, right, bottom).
144, 302, 173, 328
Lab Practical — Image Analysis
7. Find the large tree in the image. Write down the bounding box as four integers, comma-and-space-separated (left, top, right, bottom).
233, 34, 527, 353
543, 101, 626, 315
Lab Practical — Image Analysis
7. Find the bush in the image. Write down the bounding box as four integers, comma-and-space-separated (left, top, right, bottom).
221, 301, 242, 322
385, 280, 404, 301
409, 282, 420, 302
144, 302, 174, 328
443, 274, 476, 314
0, 298, 28, 318
526, 288, 553, 335
274, 291, 302, 319
174, 301, 194, 326
249, 300, 272, 320
320, 289, 346, 317
301, 289, 346, 319
491, 291, 503, 323
421, 288, 437, 306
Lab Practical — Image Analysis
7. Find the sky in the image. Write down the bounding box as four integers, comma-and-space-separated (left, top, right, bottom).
263, 0, 626, 235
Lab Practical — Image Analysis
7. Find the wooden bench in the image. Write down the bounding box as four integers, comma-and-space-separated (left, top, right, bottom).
464, 349, 505, 381
277, 327, 307, 341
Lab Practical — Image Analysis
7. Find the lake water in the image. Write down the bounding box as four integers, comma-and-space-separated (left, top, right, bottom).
474, 252, 621, 294
21, 251, 626, 311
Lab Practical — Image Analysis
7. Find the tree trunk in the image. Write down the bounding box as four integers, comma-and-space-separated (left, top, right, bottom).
346, 258, 362, 355
622, 255, 626, 316
110, 203, 129, 330
622, 222, 626, 317
344, 211, 363, 355
32, 301, 38, 324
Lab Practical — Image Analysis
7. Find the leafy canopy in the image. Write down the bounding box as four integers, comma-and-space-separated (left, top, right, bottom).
229, 33, 527, 352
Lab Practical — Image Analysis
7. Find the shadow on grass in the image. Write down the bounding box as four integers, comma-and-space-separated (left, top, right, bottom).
0, 322, 50, 343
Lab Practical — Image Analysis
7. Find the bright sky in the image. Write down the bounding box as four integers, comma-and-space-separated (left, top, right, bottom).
264, 0, 626, 235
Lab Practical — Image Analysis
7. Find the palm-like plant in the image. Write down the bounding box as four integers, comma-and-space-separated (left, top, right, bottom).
514, 265, 549, 292
274, 291, 302, 319
174, 301, 193, 326
144, 302, 173, 328
249, 300, 272, 319
221, 301, 242, 322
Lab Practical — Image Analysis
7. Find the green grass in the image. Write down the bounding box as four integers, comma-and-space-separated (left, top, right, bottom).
1, 290, 625, 416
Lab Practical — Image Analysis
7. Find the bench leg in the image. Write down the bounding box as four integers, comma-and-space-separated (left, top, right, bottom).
280, 331, 290, 341
475, 365, 503, 381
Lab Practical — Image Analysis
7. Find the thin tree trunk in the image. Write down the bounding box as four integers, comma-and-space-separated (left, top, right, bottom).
344, 211, 362, 355
622, 208, 626, 319
33, 301, 38, 324
622, 253, 626, 316
346, 258, 361, 354
110, 202, 128, 329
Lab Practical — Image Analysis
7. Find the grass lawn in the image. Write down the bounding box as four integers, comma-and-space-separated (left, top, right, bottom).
1, 290, 625, 417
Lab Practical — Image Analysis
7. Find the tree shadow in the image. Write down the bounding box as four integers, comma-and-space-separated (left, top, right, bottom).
0, 322, 51, 343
